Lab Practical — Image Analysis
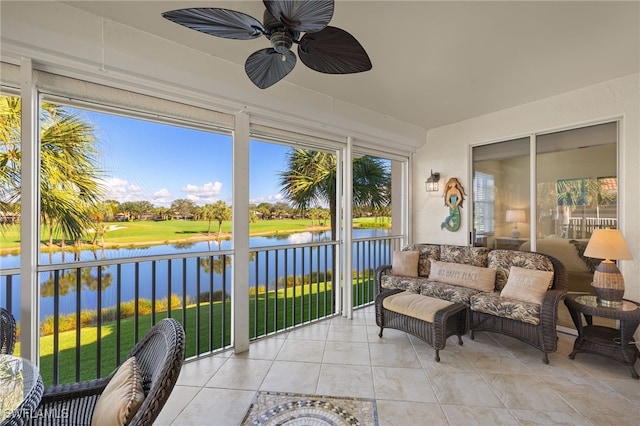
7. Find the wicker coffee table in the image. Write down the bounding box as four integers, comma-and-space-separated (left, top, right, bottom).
375, 289, 467, 362
564, 294, 640, 379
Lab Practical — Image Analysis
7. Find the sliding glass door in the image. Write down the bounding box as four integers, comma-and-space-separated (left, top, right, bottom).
535, 122, 617, 294
472, 137, 530, 250
472, 121, 618, 296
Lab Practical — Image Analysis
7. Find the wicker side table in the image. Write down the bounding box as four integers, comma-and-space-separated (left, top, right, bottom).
564, 294, 640, 379
1, 354, 44, 425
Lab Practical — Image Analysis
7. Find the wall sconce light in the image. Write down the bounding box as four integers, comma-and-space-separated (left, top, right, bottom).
425, 170, 440, 192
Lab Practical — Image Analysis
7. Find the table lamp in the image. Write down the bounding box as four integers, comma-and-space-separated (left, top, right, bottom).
583, 228, 633, 307
505, 209, 526, 238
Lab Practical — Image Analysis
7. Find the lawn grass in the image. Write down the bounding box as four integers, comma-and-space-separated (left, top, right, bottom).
25, 279, 375, 386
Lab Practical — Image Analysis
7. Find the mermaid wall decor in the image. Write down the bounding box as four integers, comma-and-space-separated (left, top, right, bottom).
441, 177, 466, 232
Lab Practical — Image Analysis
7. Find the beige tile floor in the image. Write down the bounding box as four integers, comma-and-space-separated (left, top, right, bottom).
156, 306, 640, 425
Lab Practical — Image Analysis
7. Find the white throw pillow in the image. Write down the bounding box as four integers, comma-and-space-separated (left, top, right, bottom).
500, 266, 553, 304
391, 251, 420, 277
91, 356, 145, 426
428, 260, 496, 292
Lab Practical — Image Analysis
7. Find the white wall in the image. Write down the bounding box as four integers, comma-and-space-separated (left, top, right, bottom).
414, 73, 640, 303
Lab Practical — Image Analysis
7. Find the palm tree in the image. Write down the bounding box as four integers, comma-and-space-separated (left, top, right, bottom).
208, 200, 232, 236
87, 201, 118, 246
279, 149, 390, 239
200, 203, 216, 235
1, 96, 104, 244
41, 102, 104, 246
0, 96, 23, 217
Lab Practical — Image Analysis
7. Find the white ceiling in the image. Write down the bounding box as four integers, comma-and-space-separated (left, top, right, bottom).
56, 1, 640, 131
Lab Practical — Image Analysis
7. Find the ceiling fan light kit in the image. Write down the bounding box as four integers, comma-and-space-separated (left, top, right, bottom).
162, 0, 372, 89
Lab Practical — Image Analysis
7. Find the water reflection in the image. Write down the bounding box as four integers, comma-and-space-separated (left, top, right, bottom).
3, 229, 392, 320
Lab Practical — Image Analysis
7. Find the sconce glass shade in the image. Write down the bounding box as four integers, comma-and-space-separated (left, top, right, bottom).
425, 170, 440, 192
584, 228, 633, 307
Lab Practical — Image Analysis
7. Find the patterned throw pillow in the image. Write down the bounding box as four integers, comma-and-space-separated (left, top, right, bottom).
428, 260, 496, 292
391, 250, 419, 277
500, 266, 553, 304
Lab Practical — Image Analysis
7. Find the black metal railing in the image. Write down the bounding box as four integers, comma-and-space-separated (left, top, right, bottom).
352, 235, 402, 307
249, 241, 338, 340
0, 234, 403, 385
36, 251, 233, 385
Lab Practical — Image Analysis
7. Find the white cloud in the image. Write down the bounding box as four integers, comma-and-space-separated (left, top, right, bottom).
154, 188, 171, 198
181, 182, 223, 203
152, 188, 172, 206
103, 177, 145, 202
250, 193, 284, 204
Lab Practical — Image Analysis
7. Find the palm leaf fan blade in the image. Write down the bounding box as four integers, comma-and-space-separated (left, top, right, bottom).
245, 48, 297, 89
263, 0, 334, 33
162, 8, 264, 39
298, 26, 372, 74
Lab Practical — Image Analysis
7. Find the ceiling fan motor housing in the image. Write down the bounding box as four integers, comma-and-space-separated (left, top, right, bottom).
263, 9, 298, 54
270, 31, 293, 54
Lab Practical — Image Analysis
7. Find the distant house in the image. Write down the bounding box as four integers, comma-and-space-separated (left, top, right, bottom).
0, 212, 19, 224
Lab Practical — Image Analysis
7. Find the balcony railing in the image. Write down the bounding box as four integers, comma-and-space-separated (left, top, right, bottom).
0, 234, 403, 385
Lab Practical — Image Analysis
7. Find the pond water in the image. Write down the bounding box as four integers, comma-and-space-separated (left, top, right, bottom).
1, 228, 393, 320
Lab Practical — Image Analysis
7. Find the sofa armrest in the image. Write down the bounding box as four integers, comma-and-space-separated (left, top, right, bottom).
539, 287, 568, 348
540, 288, 567, 322
545, 254, 569, 292
375, 264, 392, 295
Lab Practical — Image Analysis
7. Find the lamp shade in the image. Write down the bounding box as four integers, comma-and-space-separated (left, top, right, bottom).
583, 229, 633, 261
505, 209, 525, 223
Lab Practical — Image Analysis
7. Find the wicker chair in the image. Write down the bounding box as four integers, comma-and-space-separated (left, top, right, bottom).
32, 318, 186, 425
1, 307, 17, 355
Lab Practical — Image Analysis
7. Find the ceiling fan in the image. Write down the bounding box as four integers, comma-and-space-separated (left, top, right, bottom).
162, 0, 372, 89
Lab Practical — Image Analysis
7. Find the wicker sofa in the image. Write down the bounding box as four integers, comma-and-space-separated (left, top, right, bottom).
375, 244, 569, 363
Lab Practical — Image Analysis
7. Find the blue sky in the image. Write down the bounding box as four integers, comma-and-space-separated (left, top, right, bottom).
81, 109, 290, 207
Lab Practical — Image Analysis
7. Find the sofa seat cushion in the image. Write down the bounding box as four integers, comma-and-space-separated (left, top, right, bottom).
420, 281, 481, 305
470, 292, 541, 325
382, 291, 453, 323
381, 274, 429, 293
